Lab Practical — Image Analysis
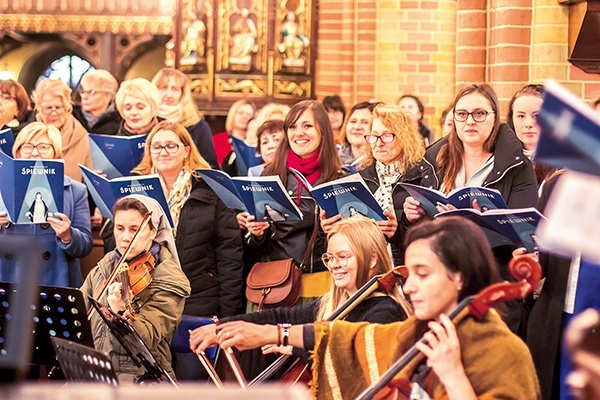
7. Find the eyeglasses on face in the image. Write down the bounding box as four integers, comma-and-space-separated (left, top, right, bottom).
79, 89, 108, 97
0, 93, 15, 102
149, 143, 181, 154
453, 109, 494, 123
41, 106, 66, 115
321, 251, 354, 268
20, 143, 54, 154
363, 133, 396, 144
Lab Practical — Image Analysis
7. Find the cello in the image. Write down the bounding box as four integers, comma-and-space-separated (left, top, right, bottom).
249, 265, 409, 386
355, 254, 542, 400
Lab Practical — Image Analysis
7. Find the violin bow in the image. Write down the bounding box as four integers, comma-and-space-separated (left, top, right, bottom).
188, 329, 224, 389
355, 255, 541, 400
87, 212, 153, 319
213, 316, 248, 389
249, 265, 408, 386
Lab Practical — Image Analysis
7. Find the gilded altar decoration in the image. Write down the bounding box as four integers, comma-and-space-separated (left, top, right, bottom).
166, 0, 209, 67
216, 78, 266, 95
229, 8, 258, 66
273, 80, 310, 97
278, 11, 309, 68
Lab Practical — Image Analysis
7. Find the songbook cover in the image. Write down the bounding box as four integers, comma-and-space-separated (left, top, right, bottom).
88, 133, 146, 179
230, 135, 262, 176
400, 183, 508, 217
0, 152, 64, 223
196, 168, 303, 221
79, 164, 174, 227
0, 128, 14, 155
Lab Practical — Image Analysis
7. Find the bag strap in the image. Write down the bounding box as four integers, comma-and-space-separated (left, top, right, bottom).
301, 222, 319, 271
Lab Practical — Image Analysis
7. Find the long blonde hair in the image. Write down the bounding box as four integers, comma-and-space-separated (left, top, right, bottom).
151, 68, 201, 127
132, 120, 210, 176
315, 216, 412, 321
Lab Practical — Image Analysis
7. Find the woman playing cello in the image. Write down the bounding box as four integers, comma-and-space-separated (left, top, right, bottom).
81, 195, 190, 382
210, 217, 541, 399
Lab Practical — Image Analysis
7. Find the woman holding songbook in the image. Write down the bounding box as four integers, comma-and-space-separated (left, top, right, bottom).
403, 83, 538, 337
507, 84, 556, 188
322, 104, 425, 265
190, 216, 410, 379
403, 84, 538, 223
81, 195, 190, 381
208, 217, 541, 400
0, 122, 93, 287
246, 100, 345, 303
132, 120, 243, 380
151, 68, 219, 169
33, 78, 93, 182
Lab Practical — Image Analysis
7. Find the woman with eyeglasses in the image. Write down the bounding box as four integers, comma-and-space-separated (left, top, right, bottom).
403, 84, 538, 337
0, 122, 93, 287
190, 216, 410, 379
132, 120, 243, 380
32, 78, 93, 182
72, 69, 122, 136
322, 104, 425, 266
206, 217, 540, 400
0, 79, 31, 135
151, 68, 219, 169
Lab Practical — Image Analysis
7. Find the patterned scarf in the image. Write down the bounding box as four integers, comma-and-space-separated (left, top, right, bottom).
286, 150, 321, 204
156, 169, 192, 236
374, 161, 402, 214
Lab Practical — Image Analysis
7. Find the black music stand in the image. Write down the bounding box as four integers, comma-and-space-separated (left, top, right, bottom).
88, 296, 177, 386
0, 282, 94, 367
50, 337, 118, 386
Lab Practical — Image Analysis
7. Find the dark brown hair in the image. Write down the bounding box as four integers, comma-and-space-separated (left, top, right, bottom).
0, 79, 30, 121
113, 197, 155, 231
437, 84, 501, 193
265, 100, 341, 184
405, 216, 501, 300
256, 119, 284, 153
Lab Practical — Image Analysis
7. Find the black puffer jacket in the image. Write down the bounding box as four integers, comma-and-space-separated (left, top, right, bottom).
72, 104, 122, 135
419, 123, 538, 209
248, 170, 346, 274
359, 162, 422, 265
175, 178, 244, 317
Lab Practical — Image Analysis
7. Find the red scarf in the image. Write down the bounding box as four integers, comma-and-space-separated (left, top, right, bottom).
287, 150, 321, 203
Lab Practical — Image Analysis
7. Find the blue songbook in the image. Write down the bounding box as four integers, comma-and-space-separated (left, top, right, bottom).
0, 152, 64, 224
196, 169, 303, 221
400, 183, 508, 217
535, 79, 600, 176
88, 134, 146, 179
0, 128, 14, 155
79, 164, 173, 227
230, 136, 262, 176
436, 207, 545, 252
307, 173, 386, 221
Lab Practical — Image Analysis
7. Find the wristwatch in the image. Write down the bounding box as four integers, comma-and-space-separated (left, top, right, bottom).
281, 323, 292, 347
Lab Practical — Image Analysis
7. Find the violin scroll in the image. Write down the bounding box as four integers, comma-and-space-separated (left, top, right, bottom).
508, 254, 542, 289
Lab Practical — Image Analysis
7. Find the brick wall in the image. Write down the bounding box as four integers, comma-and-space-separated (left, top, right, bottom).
315, 0, 600, 135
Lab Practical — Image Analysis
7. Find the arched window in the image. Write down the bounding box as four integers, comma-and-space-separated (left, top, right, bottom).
36, 55, 94, 90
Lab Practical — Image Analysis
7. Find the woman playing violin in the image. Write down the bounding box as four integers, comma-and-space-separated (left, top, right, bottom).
81, 195, 190, 381
189, 216, 410, 380
211, 217, 541, 399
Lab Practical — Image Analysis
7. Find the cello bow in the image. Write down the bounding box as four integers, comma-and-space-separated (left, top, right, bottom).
248, 265, 408, 386
355, 255, 542, 400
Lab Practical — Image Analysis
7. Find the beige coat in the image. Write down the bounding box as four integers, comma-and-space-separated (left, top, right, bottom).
81, 247, 191, 380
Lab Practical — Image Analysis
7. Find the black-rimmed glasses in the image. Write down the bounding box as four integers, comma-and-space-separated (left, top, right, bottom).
453, 109, 494, 123
79, 89, 109, 97
20, 143, 54, 155
363, 133, 396, 144
321, 252, 354, 268
149, 143, 181, 154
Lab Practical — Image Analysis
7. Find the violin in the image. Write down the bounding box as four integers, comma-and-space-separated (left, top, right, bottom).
87, 212, 156, 320
250, 265, 409, 387
355, 255, 542, 400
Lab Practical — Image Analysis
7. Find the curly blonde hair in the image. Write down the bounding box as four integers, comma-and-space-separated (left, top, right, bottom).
360, 104, 425, 171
